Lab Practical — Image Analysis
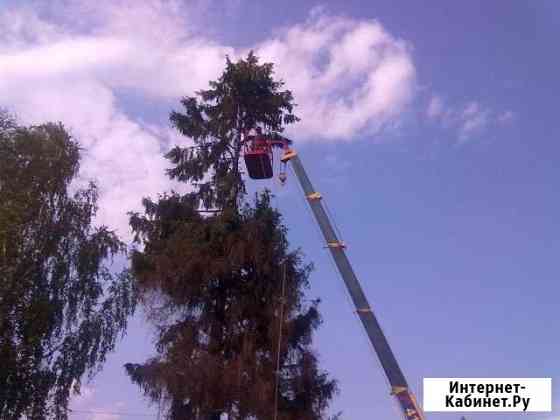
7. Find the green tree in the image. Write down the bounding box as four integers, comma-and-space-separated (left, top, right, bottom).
0, 114, 136, 419
125, 53, 337, 419
166, 51, 298, 210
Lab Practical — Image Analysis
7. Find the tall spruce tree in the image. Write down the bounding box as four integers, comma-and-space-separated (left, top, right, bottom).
0, 113, 136, 419
125, 53, 338, 419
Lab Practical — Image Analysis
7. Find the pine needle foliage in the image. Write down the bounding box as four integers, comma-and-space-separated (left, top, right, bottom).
166, 51, 299, 211
126, 53, 338, 420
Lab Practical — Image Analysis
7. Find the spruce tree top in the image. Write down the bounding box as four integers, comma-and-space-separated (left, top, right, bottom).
167, 52, 299, 210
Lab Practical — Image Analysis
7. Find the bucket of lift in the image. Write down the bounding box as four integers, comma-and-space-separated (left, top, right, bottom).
243, 132, 273, 179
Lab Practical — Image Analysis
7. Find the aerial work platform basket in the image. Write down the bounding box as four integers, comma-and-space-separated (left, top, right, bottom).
243, 132, 273, 179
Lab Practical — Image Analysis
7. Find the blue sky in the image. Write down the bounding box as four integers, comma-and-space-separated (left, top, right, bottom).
1, 1, 559, 419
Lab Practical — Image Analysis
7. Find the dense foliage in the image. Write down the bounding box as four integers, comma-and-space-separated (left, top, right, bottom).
0, 113, 136, 419
127, 193, 336, 419
125, 53, 338, 419
167, 51, 299, 210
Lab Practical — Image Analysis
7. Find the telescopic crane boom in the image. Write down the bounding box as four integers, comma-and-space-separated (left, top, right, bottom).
243, 131, 426, 420
279, 144, 426, 420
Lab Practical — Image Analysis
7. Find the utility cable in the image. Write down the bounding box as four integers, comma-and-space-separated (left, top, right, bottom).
68, 408, 155, 417
273, 259, 287, 420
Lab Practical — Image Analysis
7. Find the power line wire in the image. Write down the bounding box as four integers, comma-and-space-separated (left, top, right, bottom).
68, 408, 157, 418
273, 259, 287, 420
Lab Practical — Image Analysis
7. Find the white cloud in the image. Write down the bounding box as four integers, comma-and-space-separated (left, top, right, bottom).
0, 1, 206, 238
0, 1, 417, 238
458, 101, 489, 141
427, 95, 443, 118
0, 72, 184, 238
256, 12, 416, 140
426, 95, 512, 144
0, 4, 66, 52
497, 110, 515, 124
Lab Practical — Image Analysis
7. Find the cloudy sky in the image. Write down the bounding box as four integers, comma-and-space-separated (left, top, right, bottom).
1, 1, 559, 419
